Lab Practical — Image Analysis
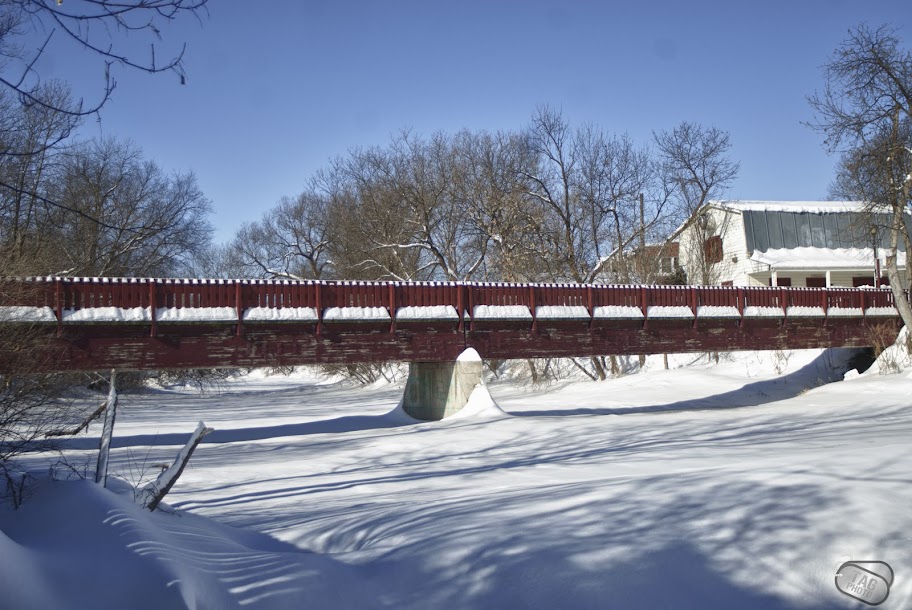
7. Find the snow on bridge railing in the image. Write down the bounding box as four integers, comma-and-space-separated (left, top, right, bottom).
0, 277, 903, 332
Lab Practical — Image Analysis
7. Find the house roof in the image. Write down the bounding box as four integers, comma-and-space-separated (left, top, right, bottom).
694, 200, 909, 254
642, 242, 679, 257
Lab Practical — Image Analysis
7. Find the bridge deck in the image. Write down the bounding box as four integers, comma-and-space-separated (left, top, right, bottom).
0, 277, 902, 371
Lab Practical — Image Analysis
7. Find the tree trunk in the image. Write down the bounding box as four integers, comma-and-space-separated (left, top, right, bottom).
526, 359, 538, 384
590, 356, 606, 380
885, 202, 912, 329
47, 400, 108, 437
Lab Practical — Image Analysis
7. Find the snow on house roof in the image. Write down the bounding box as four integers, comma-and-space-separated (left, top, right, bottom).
750, 247, 907, 270
711, 200, 869, 213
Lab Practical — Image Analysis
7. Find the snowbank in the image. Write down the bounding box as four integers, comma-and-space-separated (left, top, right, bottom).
853, 326, 912, 377
0, 479, 375, 610
396, 305, 459, 320
0, 306, 57, 323
442, 382, 507, 420
5, 345, 912, 610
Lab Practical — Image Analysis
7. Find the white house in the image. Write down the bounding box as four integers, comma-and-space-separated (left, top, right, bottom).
674, 200, 908, 288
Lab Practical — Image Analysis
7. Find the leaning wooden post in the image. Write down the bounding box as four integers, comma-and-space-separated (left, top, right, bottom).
95, 370, 119, 488
138, 421, 214, 511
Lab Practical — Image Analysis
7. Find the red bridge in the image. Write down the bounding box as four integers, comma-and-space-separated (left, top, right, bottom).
0, 277, 902, 372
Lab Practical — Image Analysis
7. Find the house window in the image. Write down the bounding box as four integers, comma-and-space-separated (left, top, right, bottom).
853, 276, 890, 287
704, 236, 723, 265
721, 281, 734, 287
805, 277, 826, 288
659, 256, 678, 274
768, 277, 792, 286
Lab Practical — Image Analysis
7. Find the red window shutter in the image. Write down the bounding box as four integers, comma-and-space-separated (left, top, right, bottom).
703, 236, 723, 264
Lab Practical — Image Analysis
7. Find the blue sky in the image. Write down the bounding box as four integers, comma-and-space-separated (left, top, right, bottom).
35, 1, 911, 243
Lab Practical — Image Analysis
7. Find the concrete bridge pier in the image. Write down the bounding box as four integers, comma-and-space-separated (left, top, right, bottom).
401, 348, 484, 420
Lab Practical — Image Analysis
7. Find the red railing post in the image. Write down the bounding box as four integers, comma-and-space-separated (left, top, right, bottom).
691, 286, 698, 329
389, 283, 396, 333
469, 284, 476, 332
148, 279, 158, 337
737, 287, 745, 327
641, 286, 649, 328
587, 284, 594, 329
529, 285, 537, 333
55, 277, 63, 337
457, 283, 464, 332
315, 282, 323, 335
821, 288, 828, 324
235, 280, 244, 337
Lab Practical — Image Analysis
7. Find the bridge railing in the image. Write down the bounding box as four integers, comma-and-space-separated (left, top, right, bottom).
592, 284, 640, 308
0, 277, 904, 325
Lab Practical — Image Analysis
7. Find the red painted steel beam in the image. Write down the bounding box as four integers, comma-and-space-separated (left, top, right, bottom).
1, 316, 896, 372
0, 277, 904, 372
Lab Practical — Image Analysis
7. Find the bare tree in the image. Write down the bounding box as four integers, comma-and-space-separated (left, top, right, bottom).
231, 188, 333, 280
0, 0, 209, 242
0, 83, 79, 271
574, 129, 659, 283
43, 137, 212, 276
654, 121, 739, 284
332, 145, 428, 281
449, 129, 543, 281
370, 131, 478, 281
808, 23, 912, 327
654, 121, 739, 222
0, 280, 80, 502
521, 106, 586, 282
522, 106, 667, 284
0, 0, 207, 119
830, 118, 912, 284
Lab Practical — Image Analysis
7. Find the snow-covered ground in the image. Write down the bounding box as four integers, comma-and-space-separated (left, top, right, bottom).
2, 347, 912, 609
